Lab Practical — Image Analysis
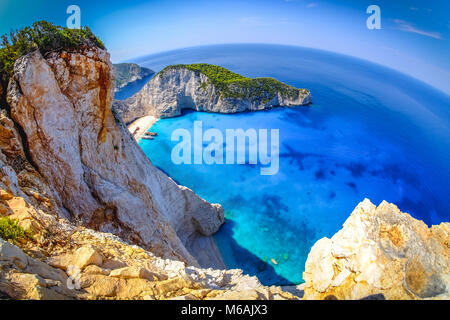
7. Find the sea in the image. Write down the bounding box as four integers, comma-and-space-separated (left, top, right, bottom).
117, 44, 450, 285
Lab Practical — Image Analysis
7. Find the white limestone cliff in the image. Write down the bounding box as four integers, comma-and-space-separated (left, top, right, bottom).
113, 66, 312, 123
303, 199, 450, 300
1, 45, 448, 301
5, 48, 224, 269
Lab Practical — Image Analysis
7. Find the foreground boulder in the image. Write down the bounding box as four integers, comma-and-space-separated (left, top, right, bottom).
303, 199, 450, 300
0, 206, 299, 300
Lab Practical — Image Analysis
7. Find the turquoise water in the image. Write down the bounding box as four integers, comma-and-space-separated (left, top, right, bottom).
133, 44, 450, 285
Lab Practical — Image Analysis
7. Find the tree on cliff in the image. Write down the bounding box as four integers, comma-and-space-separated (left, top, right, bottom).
0, 21, 105, 77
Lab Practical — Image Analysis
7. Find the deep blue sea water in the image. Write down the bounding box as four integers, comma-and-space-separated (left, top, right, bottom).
122, 44, 450, 285
114, 73, 155, 100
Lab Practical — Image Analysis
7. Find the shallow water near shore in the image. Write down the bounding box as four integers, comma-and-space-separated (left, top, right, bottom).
134, 44, 450, 285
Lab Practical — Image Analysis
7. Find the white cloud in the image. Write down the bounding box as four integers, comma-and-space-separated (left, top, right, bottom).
393, 19, 442, 39
306, 2, 318, 9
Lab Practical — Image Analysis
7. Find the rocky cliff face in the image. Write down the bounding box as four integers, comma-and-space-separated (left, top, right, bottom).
0, 46, 302, 300
3, 48, 224, 269
0, 46, 448, 301
303, 199, 450, 300
113, 66, 312, 123
0, 209, 297, 300
113, 63, 154, 92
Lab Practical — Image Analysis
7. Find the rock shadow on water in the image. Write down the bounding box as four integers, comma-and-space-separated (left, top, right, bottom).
219, 192, 318, 286
346, 181, 358, 192
261, 194, 289, 218
395, 197, 433, 227
369, 163, 421, 187
278, 108, 323, 130
280, 144, 322, 171
225, 194, 289, 219
342, 162, 367, 178
217, 219, 294, 286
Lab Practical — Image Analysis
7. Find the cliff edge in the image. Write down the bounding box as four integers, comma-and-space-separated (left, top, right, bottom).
0, 23, 448, 301
113, 63, 154, 92
3, 47, 224, 269
113, 63, 312, 123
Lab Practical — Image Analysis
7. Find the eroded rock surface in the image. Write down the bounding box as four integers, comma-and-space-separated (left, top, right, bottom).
0, 164, 296, 300
303, 199, 450, 300
113, 63, 154, 91
0, 47, 299, 299
0, 225, 298, 300
5, 49, 224, 268
113, 66, 312, 123
1, 45, 448, 301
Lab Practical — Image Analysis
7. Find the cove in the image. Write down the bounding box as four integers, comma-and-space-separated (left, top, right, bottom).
135, 44, 450, 285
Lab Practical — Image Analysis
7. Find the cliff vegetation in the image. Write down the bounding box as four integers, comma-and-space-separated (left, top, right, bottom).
0, 20, 104, 77
0, 217, 33, 245
159, 63, 309, 101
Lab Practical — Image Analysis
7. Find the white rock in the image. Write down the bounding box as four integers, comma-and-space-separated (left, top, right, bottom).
7, 50, 225, 269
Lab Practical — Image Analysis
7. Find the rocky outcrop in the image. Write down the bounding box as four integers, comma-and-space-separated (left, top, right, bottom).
113, 65, 312, 123
0, 211, 298, 300
303, 199, 450, 300
113, 63, 154, 92
1, 43, 448, 301
0, 46, 278, 300
4, 48, 224, 269
0, 45, 299, 301
0, 146, 296, 300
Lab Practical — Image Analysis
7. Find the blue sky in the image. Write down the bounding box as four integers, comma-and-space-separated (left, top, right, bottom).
1, 0, 449, 93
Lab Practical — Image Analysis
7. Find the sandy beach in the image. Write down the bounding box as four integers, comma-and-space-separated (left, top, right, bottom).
128, 115, 158, 141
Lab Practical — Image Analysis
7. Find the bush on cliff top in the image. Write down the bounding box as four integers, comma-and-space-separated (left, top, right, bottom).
159, 63, 309, 100
0, 217, 34, 245
0, 21, 105, 76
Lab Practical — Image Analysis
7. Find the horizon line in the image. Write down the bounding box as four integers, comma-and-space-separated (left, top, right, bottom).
114, 42, 450, 97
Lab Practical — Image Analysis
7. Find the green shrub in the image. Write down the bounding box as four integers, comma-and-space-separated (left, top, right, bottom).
0, 21, 105, 77
0, 217, 34, 245
158, 63, 309, 100
200, 81, 208, 91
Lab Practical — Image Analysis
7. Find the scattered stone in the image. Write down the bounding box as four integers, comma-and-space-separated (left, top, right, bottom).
83, 265, 111, 276
1, 36, 446, 301
71, 246, 103, 270
109, 266, 164, 281
47, 245, 103, 271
